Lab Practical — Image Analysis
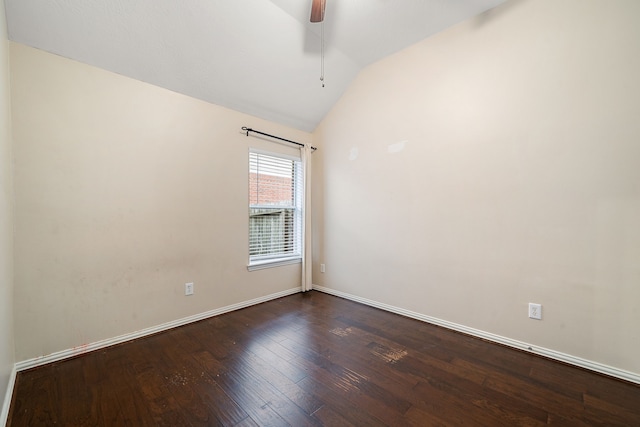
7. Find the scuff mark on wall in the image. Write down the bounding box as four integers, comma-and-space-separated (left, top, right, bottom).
387, 140, 407, 154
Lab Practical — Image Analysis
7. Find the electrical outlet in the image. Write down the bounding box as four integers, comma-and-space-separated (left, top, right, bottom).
185, 282, 194, 296
320, 264, 325, 273
528, 303, 542, 320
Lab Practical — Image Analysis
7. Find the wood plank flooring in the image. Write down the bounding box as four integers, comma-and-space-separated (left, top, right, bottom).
8, 291, 640, 426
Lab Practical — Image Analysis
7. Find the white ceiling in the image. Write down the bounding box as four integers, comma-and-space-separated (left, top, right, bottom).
5, 0, 506, 132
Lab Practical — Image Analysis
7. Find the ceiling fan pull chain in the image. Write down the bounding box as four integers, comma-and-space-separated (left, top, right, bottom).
320, 19, 325, 87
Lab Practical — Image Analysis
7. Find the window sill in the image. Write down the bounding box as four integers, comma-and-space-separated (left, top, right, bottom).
248, 257, 301, 271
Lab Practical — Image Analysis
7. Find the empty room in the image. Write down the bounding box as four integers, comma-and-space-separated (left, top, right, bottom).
1, 0, 639, 425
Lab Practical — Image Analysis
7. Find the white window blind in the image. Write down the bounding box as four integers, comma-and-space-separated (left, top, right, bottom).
249, 150, 302, 265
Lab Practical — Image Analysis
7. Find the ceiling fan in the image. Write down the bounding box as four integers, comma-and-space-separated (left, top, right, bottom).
310, 0, 326, 23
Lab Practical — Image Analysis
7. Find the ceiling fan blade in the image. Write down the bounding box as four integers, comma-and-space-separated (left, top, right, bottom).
310, 0, 325, 23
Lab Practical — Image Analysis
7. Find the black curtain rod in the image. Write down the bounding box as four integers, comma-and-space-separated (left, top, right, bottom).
242, 127, 317, 151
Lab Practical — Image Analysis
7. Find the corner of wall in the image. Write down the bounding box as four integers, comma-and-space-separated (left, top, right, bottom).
0, 0, 17, 424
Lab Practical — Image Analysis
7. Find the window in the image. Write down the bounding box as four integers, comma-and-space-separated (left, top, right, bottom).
248, 149, 302, 269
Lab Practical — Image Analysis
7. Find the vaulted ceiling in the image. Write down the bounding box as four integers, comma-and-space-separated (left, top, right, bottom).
5, 0, 506, 132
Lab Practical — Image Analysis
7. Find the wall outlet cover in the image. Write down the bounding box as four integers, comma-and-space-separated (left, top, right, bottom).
185, 282, 194, 296
529, 303, 542, 320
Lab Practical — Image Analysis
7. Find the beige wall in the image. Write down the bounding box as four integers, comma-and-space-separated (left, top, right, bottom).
314, 0, 640, 374
0, 0, 15, 413
11, 42, 309, 361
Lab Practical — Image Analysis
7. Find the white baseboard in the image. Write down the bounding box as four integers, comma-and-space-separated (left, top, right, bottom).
1, 365, 17, 427
312, 285, 640, 385
15, 287, 301, 372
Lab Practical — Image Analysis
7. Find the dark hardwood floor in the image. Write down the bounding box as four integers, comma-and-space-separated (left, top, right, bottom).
8, 291, 640, 426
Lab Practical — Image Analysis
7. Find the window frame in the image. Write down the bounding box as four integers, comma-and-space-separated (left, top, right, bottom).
247, 148, 303, 271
